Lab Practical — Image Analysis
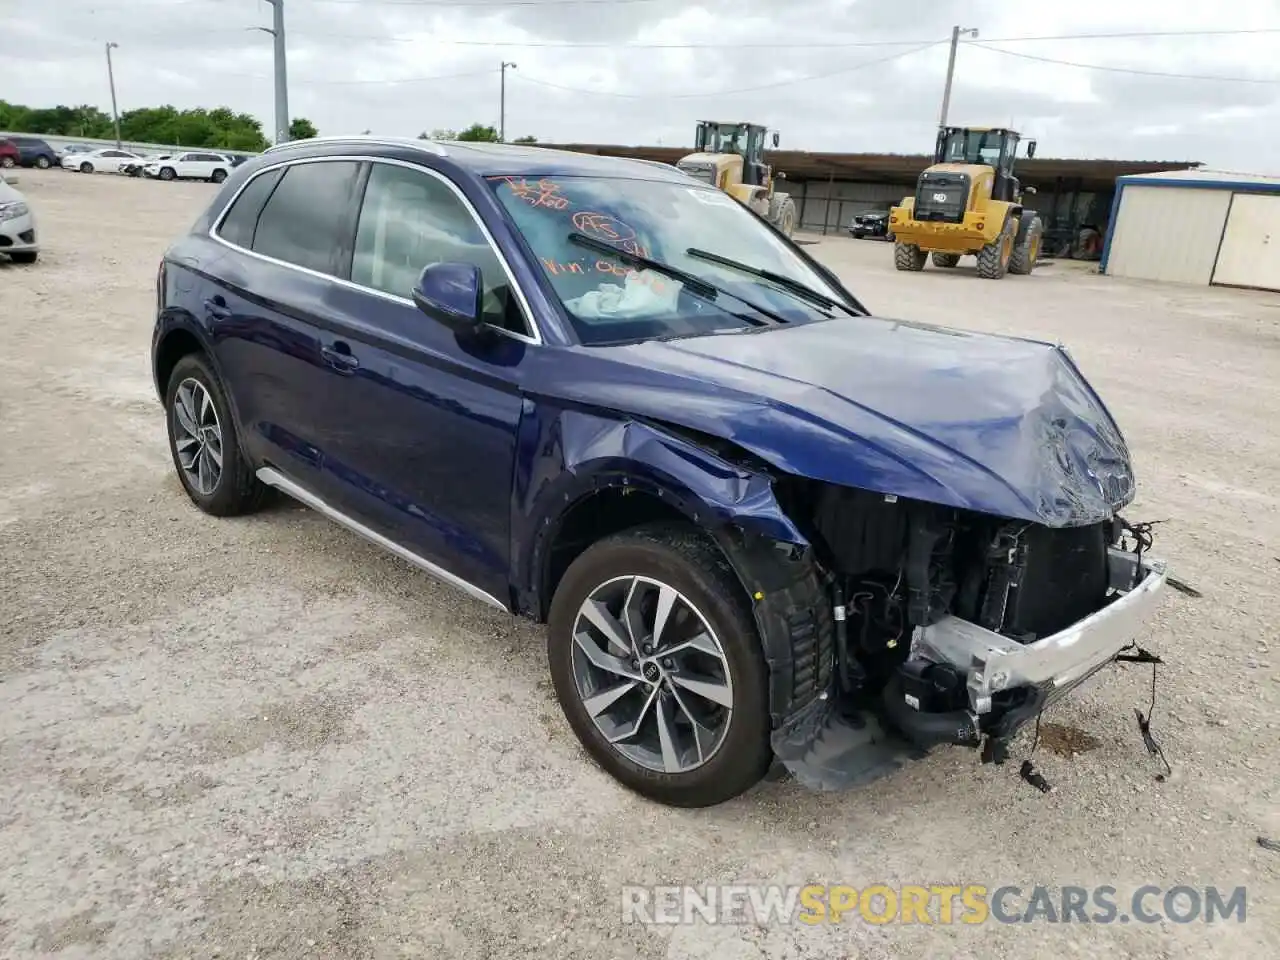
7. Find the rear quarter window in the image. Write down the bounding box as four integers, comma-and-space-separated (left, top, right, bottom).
215, 167, 285, 249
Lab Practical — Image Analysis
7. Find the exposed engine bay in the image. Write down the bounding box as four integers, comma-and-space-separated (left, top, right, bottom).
769, 481, 1168, 785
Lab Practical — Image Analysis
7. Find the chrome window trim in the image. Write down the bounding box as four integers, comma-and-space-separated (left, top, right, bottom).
207, 153, 542, 346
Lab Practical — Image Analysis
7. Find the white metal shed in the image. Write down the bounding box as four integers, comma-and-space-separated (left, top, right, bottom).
1100, 169, 1280, 291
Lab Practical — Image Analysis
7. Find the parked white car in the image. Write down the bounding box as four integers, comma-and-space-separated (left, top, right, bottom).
143, 151, 233, 183
62, 148, 141, 174
0, 173, 38, 263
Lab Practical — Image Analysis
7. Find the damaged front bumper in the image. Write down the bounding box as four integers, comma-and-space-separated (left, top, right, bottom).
773, 547, 1169, 789
914, 547, 1167, 717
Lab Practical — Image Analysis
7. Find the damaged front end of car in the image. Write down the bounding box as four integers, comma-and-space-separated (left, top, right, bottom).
759, 479, 1169, 790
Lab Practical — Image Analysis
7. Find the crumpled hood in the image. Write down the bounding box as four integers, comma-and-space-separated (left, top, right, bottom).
549, 317, 1135, 527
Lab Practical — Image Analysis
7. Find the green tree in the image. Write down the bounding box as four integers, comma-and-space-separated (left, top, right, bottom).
512, 134, 538, 144
0, 100, 269, 150
289, 117, 318, 140
455, 123, 499, 142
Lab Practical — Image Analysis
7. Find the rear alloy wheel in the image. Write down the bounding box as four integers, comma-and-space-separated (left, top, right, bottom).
35, 156, 51, 169
547, 524, 771, 807
165, 353, 266, 516
894, 241, 927, 271
210, 168, 228, 183
931, 252, 961, 268
0, 157, 15, 169
159, 166, 176, 181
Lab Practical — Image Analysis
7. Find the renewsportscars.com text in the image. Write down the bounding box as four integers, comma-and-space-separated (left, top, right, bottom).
621, 884, 1248, 926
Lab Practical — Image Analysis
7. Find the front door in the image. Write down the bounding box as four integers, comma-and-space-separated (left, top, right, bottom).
308, 159, 534, 603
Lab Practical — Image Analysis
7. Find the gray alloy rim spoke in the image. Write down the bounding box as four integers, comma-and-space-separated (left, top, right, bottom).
172, 378, 223, 497
569, 574, 734, 774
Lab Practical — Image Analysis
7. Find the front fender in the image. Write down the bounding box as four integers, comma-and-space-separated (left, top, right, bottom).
512, 405, 808, 607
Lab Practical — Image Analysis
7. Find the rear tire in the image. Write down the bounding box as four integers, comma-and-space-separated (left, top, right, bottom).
211, 168, 227, 184
931, 253, 960, 268
976, 216, 1016, 280
1008, 215, 1043, 275
894, 242, 927, 271
546, 523, 772, 807
165, 353, 266, 517
35, 156, 51, 170
0, 157, 15, 169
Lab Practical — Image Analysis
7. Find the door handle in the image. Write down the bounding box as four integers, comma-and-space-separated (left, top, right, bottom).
321, 341, 360, 373
204, 296, 232, 320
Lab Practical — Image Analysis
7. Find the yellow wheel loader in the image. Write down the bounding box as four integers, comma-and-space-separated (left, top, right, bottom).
676, 121, 798, 238
889, 127, 1043, 279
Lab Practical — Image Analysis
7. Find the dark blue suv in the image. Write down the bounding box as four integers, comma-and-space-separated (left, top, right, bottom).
152, 136, 1168, 807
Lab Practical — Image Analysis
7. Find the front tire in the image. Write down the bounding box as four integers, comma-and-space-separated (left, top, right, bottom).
0, 157, 15, 169
894, 242, 927, 271
546, 523, 771, 807
35, 156, 51, 169
211, 168, 228, 183
159, 166, 176, 181
1008, 215, 1043, 275
165, 353, 266, 517
79, 162, 93, 174
977, 216, 1017, 279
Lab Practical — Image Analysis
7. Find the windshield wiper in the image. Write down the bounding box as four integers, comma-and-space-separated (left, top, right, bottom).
685, 247, 865, 318
566, 232, 789, 326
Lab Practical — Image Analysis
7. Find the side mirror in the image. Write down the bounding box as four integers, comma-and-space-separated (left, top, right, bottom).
772, 132, 780, 148
1026, 139, 1037, 158
411, 262, 484, 333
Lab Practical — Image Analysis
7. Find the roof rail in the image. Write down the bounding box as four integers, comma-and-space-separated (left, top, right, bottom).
262, 135, 448, 157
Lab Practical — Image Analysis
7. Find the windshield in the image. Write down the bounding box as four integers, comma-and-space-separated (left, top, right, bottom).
488, 174, 845, 345
942, 130, 1009, 166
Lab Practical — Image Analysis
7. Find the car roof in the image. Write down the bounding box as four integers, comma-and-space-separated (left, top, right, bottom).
261, 135, 698, 184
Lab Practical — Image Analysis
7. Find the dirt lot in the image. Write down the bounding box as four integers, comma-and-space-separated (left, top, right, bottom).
1, 167, 1277, 959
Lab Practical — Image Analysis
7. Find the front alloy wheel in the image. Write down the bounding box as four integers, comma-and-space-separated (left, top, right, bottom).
547, 524, 772, 807
571, 575, 733, 774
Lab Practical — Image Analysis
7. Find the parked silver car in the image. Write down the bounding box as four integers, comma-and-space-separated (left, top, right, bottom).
0, 172, 38, 263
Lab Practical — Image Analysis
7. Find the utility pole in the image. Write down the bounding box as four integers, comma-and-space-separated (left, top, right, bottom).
260, 0, 290, 144
499, 61, 517, 141
938, 25, 979, 129
105, 42, 122, 149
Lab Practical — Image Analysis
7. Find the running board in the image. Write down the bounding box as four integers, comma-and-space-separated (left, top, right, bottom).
256, 467, 509, 612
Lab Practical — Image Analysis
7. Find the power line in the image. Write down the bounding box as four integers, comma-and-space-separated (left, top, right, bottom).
299, 0, 663, 5
286, 25, 1280, 48
257, 67, 499, 85
511, 41, 945, 99
967, 42, 1280, 84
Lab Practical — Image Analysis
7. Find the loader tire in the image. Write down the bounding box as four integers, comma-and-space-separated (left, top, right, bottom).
894, 242, 927, 272
976, 216, 1016, 280
931, 253, 960, 268
769, 195, 797, 238
1008, 215, 1043, 275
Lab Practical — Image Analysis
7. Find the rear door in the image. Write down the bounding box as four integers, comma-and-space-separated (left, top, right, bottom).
203, 158, 365, 488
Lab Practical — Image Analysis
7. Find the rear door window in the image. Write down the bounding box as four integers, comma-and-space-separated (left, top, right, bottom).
251, 160, 361, 276
216, 167, 285, 249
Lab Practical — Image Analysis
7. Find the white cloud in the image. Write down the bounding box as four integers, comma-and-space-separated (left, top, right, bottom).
3, 0, 1280, 170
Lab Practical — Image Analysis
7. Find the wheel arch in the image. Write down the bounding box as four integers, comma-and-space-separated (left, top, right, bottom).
516, 409, 829, 727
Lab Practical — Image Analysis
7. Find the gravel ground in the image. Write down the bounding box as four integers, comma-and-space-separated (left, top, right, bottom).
0, 168, 1277, 959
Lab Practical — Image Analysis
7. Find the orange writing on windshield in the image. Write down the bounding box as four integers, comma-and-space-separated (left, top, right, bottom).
571, 211, 636, 244
500, 177, 570, 210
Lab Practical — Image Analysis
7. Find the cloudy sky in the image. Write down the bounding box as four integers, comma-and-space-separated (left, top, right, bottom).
5, 0, 1280, 169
